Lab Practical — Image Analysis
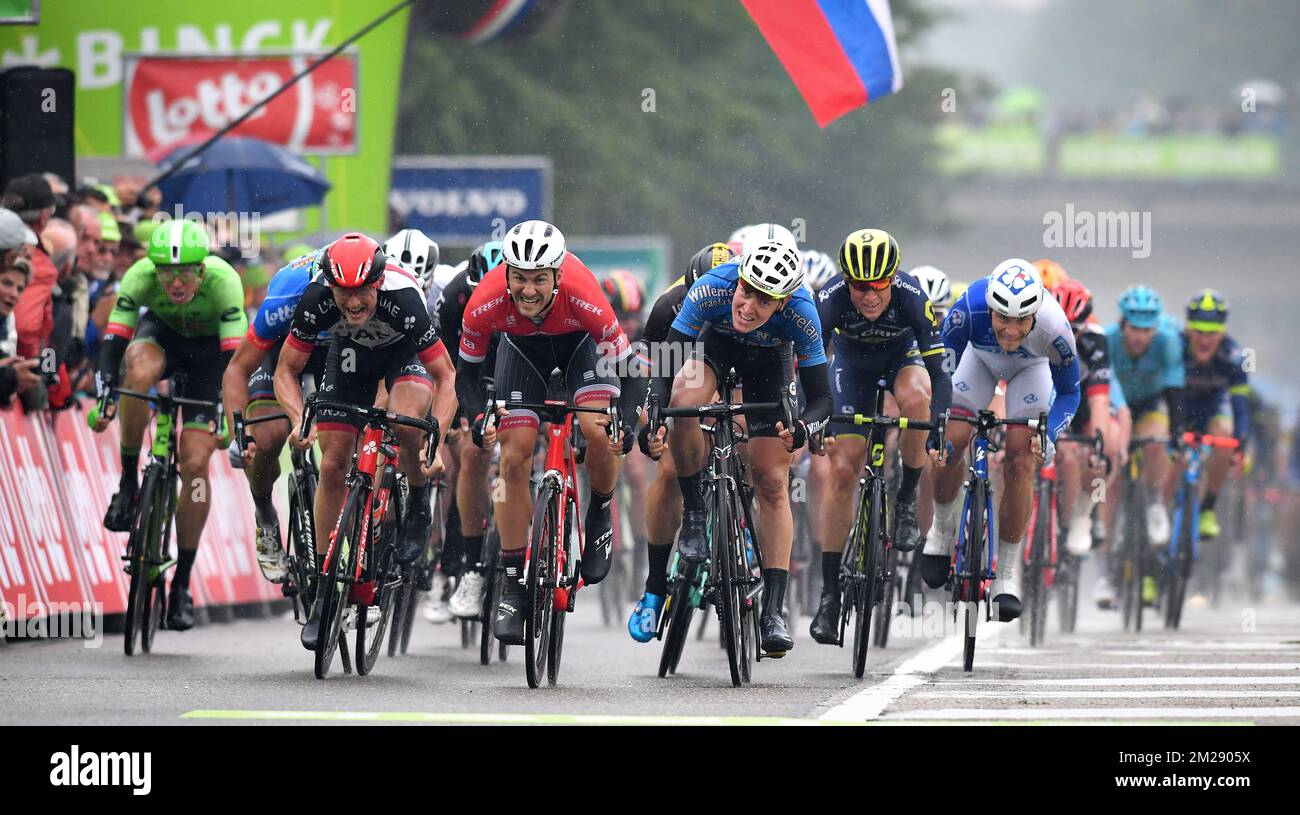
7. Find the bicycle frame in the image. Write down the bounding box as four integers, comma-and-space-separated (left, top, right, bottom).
955, 426, 997, 599
534, 407, 584, 611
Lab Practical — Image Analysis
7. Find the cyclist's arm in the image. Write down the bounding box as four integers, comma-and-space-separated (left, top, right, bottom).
651, 326, 697, 410
211, 257, 250, 370
94, 261, 151, 396
1228, 344, 1251, 446
940, 293, 973, 370
1048, 355, 1082, 443
425, 344, 457, 441
221, 334, 270, 430
796, 361, 831, 434
273, 340, 311, 431
456, 270, 505, 424
913, 295, 952, 423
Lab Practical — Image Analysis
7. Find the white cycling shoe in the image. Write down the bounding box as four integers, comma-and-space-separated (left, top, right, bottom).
449, 571, 487, 619
255, 522, 290, 584
1146, 503, 1171, 546
990, 539, 1023, 622
1065, 513, 1093, 557
1093, 575, 1116, 610
422, 573, 454, 624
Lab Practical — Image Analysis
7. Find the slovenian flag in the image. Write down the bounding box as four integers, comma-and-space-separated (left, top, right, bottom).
741, 0, 903, 127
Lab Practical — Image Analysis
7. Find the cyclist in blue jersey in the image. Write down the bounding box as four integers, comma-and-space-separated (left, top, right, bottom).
1103, 285, 1184, 547
1174, 289, 1249, 539
918, 260, 1081, 622
645, 240, 831, 656
221, 247, 330, 582
808, 229, 952, 644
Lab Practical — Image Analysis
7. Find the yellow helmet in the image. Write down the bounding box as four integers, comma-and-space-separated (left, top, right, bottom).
948, 281, 969, 309
838, 228, 900, 282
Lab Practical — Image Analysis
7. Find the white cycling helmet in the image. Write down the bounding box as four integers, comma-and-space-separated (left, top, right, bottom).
801, 249, 839, 293
739, 222, 798, 257
739, 240, 804, 299
910, 265, 951, 307
986, 258, 1045, 318
384, 229, 440, 290
503, 220, 566, 270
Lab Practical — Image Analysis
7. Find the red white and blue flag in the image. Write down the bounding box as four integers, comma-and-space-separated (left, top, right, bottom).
741, 0, 903, 127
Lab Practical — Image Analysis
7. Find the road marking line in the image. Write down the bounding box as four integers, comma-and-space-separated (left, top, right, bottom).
930, 676, 1300, 686
883, 706, 1299, 721
181, 709, 828, 726
971, 663, 1300, 671
913, 690, 1300, 699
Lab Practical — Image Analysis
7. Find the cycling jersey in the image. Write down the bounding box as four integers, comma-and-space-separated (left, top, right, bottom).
943, 278, 1081, 441
1075, 323, 1112, 398
247, 249, 322, 351
816, 269, 951, 422
1181, 332, 1250, 442
643, 278, 688, 345
98, 255, 248, 392
670, 262, 827, 367
434, 267, 483, 359
1104, 318, 1184, 408
284, 262, 448, 369
455, 253, 642, 431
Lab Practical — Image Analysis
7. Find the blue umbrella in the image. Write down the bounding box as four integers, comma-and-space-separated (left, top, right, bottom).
154, 135, 331, 216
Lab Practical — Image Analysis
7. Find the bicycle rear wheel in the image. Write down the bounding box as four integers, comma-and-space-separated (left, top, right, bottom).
1026, 484, 1049, 647
1166, 512, 1194, 630
315, 487, 363, 679
524, 481, 559, 689
124, 468, 162, 657
962, 482, 986, 673
658, 564, 696, 678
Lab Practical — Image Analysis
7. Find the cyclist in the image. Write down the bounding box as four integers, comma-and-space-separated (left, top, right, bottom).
91, 220, 248, 630
440, 241, 508, 621
384, 228, 440, 299
918, 259, 1081, 621
1033, 258, 1070, 292
801, 250, 839, 295
1049, 278, 1118, 598
275, 233, 458, 650
1174, 289, 1249, 539
456, 221, 646, 645
627, 242, 734, 642
910, 267, 957, 550
808, 230, 952, 644
1102, 286, 1184, 548
220, 245, 331, 583
644, 239, 832, 657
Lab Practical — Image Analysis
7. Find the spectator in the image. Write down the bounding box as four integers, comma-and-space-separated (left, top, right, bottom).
0, 209, 42, 408
43, 172, 70, 219
69, 204, 106, 280
2, 174, 59, 362
76, 185, 111, 214
41, 218, 81, 409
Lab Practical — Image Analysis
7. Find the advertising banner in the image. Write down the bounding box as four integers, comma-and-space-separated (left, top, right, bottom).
390, 155, 552, 245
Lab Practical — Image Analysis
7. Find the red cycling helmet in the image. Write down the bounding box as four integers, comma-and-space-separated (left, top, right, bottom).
1053, 277, 1093, 324
321, 233, 386, 288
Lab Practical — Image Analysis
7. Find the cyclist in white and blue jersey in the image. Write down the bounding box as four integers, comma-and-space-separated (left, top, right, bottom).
644, 241, 831, 657
918, 259, 1081, 622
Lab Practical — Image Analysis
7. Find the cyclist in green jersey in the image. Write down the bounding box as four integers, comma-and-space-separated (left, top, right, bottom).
90, 220, 248, 630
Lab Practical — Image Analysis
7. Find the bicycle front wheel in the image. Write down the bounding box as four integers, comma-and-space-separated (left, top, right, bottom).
658, 562, 696, 678
124, 467, 162, 657
315, 486, 364, 680
1026, 484, 1050, 647
852, 482, 882, 678
962, 481, 987, 673
480, 528, 501, 666
524, 481, 559, 689
713, 485, 744, 687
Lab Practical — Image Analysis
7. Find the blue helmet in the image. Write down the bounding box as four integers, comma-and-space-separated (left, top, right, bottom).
467, 240, 504, 286
1118, 285, 1162, 329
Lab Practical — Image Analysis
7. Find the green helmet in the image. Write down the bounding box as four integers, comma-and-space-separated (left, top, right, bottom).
148, 220, 210, 266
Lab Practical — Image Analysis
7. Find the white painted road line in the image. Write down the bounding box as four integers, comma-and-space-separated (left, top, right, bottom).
931, 676, 1300, 686
913, 690, 1300, 699
818, 631, 972, 722
883, 706, 1300, 720
970, 663, 1300, 671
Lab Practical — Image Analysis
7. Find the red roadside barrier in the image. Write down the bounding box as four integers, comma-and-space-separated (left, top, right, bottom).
0, 400, 280, 624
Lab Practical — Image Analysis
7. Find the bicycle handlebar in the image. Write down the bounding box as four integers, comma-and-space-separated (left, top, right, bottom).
231, 410, 289, 458
301, 397, 441, 468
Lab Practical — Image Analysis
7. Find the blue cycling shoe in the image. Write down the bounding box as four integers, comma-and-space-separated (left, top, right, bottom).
627, 592, 665, 643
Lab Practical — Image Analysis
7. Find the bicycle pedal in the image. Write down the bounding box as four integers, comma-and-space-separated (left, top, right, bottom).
762, 649, 787, 659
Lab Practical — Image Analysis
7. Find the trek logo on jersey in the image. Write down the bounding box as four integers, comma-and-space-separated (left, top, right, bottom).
470, 294, 508, 319
567, 295, 604, 316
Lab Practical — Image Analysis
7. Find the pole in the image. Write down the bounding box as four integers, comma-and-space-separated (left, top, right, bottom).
144, 0, 417, 192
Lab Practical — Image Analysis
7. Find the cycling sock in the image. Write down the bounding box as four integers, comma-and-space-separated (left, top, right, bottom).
587, 487, 613, 522
502, 548, 525, 582
897, 465, 923, 503
678, 470, 705, 512
252, 492, 276, 526
462, 534, 485, 565
173, 548, 197, 590
1202, 492, 1218, 512
821, 551, 841, 593
646, 543, 671, 596
120, 448, 140, 487
762, 568, 789, 617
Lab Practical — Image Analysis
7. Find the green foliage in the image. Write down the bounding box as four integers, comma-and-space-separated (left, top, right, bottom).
397, 1, 950, 263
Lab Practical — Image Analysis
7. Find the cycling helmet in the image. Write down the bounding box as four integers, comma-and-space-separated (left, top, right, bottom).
1185, 288, 1228, 332
986, 258, 1044, 318
949, 281, 969, 307
602, 269, 646, 316
147, 219, 209, 266
838, 228, 900, 282
910, 265, 951, 307
384, 229, 440, 290
801, 250, 839, 293
739, 222, 798, 257
1117, 285, 1162, 329
321, 232, 386, 289
503, 220, 566, 270
466, 240, 504, 286
739, 241, 803, 299
685, 242, 734, 288
1053, 277, 1094, 324
1033, 259, 1070, 291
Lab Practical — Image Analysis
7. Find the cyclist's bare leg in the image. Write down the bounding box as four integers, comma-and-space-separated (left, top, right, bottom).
894, 367, 932, 470
749, 437, 794, 570
315, 429, 356, 555
245, 402, 288, 500
457, 429, 493, 538
931, 420, 975, 504
576, 397, 619, 495
824, 435, 869, 555
496, 425, 540, 553
388, 379, 434, 487
175, 428, 218, 552
1203, 416, 1236, 499
666, 360, 718, 475
998, 426, 1036, 543
118, 342, 166, 464
646, 445, 682, 548
805, 445, 830, 545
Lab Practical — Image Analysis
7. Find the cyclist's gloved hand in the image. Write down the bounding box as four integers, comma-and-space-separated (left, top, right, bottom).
926, 429, 953, 459
619, 423, 637, 456
637, 422, 653, 457
788, 419, 810, 451
470, 413, 487, 449
228, 442, 246, 470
